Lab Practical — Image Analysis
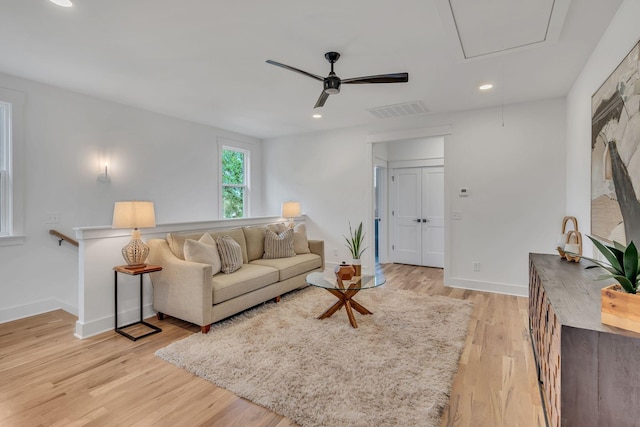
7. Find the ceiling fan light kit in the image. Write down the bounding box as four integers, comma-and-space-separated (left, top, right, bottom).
266, 51, 408, 109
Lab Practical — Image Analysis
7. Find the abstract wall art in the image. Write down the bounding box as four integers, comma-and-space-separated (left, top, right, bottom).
591, 40, 640, 245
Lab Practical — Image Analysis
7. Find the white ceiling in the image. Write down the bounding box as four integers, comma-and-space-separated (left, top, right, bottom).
0, 0, 623, 139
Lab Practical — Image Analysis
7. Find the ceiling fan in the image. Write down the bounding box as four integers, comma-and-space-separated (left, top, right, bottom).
266, 52, 409, 109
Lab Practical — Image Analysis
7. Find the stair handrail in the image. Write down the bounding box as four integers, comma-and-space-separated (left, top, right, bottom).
49, 229, 79, 247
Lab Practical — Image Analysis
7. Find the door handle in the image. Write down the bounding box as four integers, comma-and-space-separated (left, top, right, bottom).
414, 219, 421, 222
423, 218, 429, 223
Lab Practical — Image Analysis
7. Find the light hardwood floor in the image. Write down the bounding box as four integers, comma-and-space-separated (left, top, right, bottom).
0, 264, 544, 426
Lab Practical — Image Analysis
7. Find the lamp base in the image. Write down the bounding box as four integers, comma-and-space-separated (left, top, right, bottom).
122, 238, 150, 268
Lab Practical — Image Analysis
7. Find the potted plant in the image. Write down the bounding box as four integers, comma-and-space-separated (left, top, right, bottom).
580, 236, 640, 333
343, 221, 367, 276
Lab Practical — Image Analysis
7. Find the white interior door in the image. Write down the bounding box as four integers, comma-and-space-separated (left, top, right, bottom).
392, 166, 444, 268
392, 168, 422, 265
422, 167, 444, 268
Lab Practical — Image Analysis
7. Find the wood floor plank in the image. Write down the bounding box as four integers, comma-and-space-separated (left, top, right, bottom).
0, 263, 543, 426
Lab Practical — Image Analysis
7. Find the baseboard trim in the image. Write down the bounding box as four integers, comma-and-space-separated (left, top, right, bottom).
74, 303, 157, 339
446, 277, 528, 297
0, 298, 77, 324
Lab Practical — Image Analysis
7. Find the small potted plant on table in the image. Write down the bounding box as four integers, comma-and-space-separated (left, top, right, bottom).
581, 236, 640, 333
343, 221, 367, 276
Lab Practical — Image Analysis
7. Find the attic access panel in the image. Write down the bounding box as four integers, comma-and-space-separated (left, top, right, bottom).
441, 0, 570, 59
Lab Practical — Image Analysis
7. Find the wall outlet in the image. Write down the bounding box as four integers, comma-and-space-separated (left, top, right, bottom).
333, 248, 338, 257
473, 261, 480, 272
46, 212, 60, 224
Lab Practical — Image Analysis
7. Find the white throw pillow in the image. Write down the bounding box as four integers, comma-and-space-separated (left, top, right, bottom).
184, 233, 221, 275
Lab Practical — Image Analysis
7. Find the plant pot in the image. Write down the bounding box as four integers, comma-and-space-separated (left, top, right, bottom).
351, 259, 361, 276
601, 284, 640, 334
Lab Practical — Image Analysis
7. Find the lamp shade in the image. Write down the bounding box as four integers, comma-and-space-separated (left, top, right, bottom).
112, 201, 156, 229
281, 201, 301, 218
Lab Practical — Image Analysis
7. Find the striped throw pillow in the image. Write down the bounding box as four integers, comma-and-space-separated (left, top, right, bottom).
263, 229, 296, 259
216, 235, 243, 274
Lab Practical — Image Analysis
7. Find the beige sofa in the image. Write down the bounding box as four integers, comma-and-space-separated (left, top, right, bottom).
147, 225, 324, 333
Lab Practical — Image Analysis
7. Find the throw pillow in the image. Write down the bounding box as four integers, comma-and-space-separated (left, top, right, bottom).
216, 235, 243, 274
263, 228, 296, 259
183, 233, 221, 275
268, 223, 311, 254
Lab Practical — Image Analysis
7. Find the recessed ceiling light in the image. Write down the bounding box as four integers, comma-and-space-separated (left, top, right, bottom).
479, 83, 494, 91
312, 114, 322, 119
49, 0, 73, 7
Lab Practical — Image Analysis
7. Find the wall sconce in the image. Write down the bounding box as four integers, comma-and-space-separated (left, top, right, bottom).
97, 162, 110, 183
281, 201, 301, 228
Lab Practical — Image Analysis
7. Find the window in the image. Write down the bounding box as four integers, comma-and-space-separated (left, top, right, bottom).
221, 147, 248, 218
0, 101, 10, 236
0, 87, 25, 246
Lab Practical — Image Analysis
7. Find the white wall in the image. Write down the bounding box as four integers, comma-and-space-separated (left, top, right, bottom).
385, 136, 444, 163
263, 98, 566, 295
0, 72, 262, 323
566, 0, 640, 256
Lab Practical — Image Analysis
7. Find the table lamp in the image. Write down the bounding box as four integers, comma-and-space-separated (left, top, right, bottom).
281, 201, 301, 228
112, 201, 156, 268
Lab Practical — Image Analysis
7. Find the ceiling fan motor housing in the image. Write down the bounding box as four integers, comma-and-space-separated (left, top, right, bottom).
324, 74, 341, 94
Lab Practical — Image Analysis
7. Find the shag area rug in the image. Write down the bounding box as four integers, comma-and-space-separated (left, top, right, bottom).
155, 286, 473, 427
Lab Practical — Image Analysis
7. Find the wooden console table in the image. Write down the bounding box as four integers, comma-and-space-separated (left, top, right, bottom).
529, 253, 640, 427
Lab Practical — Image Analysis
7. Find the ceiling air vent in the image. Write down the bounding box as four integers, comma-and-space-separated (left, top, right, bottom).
367, 101, 428, 119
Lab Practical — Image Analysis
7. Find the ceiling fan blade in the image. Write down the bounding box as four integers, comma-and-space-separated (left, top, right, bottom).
266, 60, 324, 81
314, 91, 330, 109
342, 73, 409, 84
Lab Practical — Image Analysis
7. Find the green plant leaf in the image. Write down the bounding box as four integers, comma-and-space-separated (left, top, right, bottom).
342, 221, 367, 259
579, 255, 622, 276
613, 240, 627, 252
587, 235, 623, 274
611, 275, 635, 293
623, 241, 639, 287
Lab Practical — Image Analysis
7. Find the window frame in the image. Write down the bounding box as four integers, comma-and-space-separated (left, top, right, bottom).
0, 88, 25, 246
219, 145, 250, 219
0, 101, 11, 237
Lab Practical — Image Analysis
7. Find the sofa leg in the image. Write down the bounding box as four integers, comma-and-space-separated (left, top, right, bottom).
274, 295, 281, 303
201, 325, 211, 334
156, 312, 165, 320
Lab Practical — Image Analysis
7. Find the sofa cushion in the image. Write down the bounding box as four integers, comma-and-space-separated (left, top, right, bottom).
263, 229, 296, 259
268, 223, 311, 254
208, 228, 248, 263
211, 264, 279, 304
167, 227, 248, 263
184, 233, 221, 275
216, 235, 243, 274
250, 253, 322, 281
243, 226, 266, 262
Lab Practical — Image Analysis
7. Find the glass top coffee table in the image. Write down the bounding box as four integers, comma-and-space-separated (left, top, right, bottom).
306, 271, 386, 328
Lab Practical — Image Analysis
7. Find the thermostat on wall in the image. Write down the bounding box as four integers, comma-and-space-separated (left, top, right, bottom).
459, 188, 469, 197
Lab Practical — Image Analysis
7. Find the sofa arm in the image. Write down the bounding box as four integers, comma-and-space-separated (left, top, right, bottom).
308, 240, 324, 270
147, 239, 213, 326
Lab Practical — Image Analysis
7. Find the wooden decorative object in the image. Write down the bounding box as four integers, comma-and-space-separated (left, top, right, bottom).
601, 284, 640, 334
352, 263, 362, 276
564, 230, 582, 262
335, 263, 355, 281
557, 216, 579, 259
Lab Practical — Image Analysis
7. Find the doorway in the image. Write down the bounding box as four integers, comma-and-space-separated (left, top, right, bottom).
391, 166, 444, 268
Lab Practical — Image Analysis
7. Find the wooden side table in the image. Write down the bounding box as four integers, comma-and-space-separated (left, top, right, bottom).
114, 264, 163, 341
